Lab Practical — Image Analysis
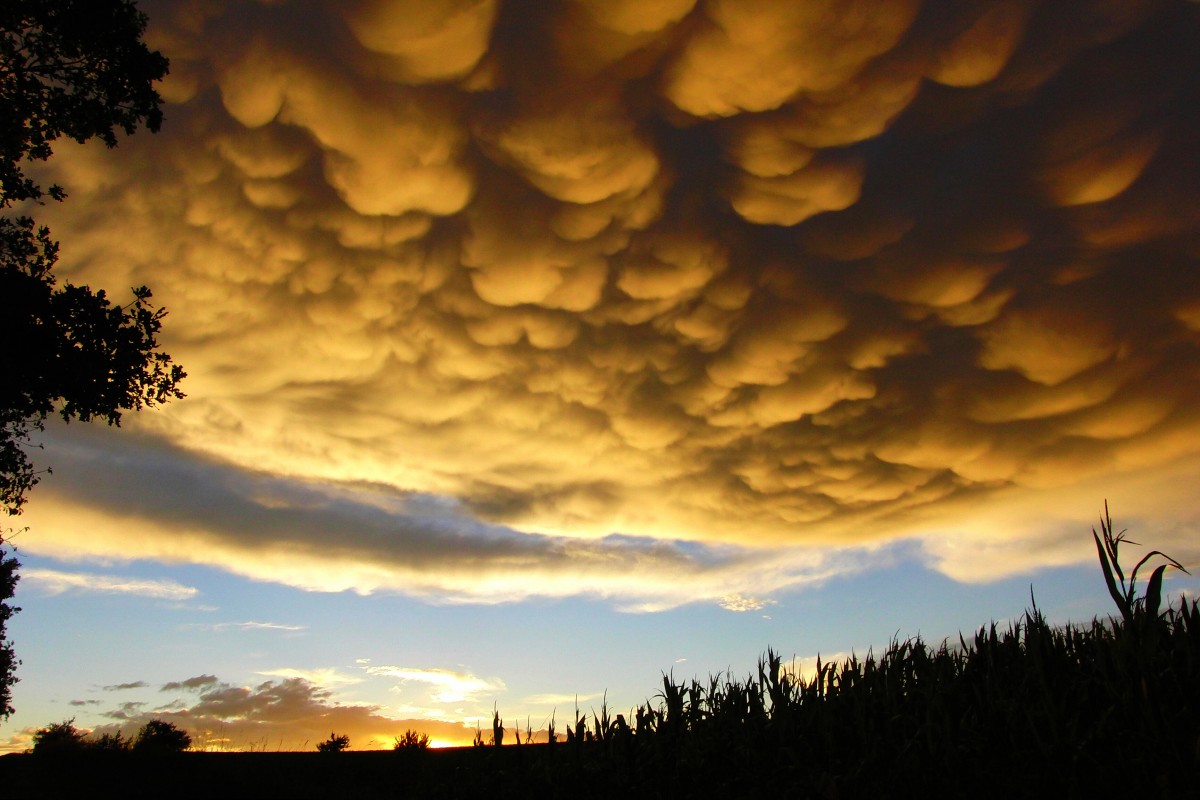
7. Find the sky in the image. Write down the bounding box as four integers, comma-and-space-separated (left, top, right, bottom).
4, 0, 1200, 751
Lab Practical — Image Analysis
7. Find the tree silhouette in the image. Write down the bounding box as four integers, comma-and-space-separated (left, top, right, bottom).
0, 539, 16, 720
1, 0, 182, 513
132, 719, 190, 753
0, 1, 183, 723
30, 718, 87, 754
0, 218, 185, 511
0, 0, 168, 205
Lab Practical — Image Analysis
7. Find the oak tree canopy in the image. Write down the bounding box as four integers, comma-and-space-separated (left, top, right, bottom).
0, 0, 183, 721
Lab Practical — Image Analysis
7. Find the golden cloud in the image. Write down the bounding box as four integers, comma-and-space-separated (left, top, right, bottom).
17, 0, 1200, 601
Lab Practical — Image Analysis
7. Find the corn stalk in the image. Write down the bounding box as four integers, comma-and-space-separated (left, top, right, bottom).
1092, 501, 1188, 625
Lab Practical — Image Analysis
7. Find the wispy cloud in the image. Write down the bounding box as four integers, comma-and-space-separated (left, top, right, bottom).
21, 568, 198, 600
365, 666, 505, 704
166, 602, 219, 613
186, 621, 307, 634
102, 681, 149, 691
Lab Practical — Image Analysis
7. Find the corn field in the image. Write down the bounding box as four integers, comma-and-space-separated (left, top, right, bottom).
449, 595, 1200, 798
454, 511, 1199, 797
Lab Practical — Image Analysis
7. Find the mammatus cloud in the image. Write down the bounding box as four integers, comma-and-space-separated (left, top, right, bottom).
16, 0, 1200, 604
20, 568, 198, 601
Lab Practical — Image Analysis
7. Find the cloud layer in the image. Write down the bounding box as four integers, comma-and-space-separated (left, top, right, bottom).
19, 0, 1200, 601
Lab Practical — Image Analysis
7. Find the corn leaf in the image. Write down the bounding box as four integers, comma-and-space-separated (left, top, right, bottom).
1145, 564, 1168, 620
1094, 530, 1129, 622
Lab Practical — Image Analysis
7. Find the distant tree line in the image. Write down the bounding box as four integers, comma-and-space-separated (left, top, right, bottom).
32, 718, 190, 754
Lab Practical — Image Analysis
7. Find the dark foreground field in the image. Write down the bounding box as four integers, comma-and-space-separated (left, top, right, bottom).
3, 602, 1198, 799
0, 749, 500, 800
5, 523, 1198, 798
0, 718, 1194, 800
4, 596, 1199, 799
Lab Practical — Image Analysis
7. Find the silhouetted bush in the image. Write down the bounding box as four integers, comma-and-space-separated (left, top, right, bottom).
393, 729, 430, 750
132, 719, 191, 753
316, 732, 349, 753
31, 719, 87, 754
90, 731, 132, 752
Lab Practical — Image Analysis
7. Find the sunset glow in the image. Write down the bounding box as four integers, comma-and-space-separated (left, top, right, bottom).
4, 0, 1200, 752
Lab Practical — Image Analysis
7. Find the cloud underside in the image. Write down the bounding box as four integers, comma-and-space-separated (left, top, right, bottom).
18, 0, 1200, 600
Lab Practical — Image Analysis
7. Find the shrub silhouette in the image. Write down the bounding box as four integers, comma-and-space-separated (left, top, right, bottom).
132, 719, 190, 753
317, 732, 350, 752
31, 719, 87, 754
393, 729, 430, 750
